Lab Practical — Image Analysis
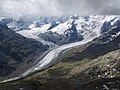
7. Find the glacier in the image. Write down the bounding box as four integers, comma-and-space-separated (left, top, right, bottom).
0, 15, 120, 82
21, 38, 93, 77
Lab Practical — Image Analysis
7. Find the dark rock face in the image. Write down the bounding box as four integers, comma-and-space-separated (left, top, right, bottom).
0, 18, 13, 25
64, 26, 120, 61
48, 24, 58, 30
61, 23, 83, 45
101, 21, 112, 33
0, 23, 49, 78
101, 18, 120, 33
39, 21, 83, 45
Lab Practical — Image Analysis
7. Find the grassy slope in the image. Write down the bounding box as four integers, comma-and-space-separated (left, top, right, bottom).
0, 48, 119, 90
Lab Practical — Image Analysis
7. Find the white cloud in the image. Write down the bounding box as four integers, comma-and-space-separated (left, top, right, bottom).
0, 0, 120, 18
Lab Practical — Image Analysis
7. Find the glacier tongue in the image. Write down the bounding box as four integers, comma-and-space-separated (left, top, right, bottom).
21, 38, 93, 77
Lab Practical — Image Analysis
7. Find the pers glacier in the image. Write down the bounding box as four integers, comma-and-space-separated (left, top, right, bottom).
21, 38, 93, 77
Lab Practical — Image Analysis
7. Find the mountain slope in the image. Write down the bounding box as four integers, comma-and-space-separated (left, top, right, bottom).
0, 23, 119, 90
0, 23, 49, 80
0, 49, 119, 90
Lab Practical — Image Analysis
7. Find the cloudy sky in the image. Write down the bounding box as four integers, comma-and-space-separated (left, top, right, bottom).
0, 0, 120, 17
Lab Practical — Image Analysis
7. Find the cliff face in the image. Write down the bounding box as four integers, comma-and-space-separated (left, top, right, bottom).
0, 23, 49, 79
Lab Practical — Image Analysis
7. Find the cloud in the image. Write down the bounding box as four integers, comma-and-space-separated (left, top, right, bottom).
86, 0, 120, 15
0, 0, 61, 17
0, 0, 120, 18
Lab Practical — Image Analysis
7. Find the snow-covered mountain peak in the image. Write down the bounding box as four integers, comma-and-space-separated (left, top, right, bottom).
1, 15, 120, 45
98, 25, 120, 44
69, 14, 79, 20
29, 21, 41, 29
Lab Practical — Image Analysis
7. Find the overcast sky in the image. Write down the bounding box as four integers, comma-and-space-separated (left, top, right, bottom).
0, 0, 120, 18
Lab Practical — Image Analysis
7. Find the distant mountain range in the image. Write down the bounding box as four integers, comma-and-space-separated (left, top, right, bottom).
1, 15, 120, 45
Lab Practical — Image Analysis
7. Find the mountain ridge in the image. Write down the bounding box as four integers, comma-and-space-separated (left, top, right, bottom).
7, 15, 120, 45
0, 23, 49, 80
